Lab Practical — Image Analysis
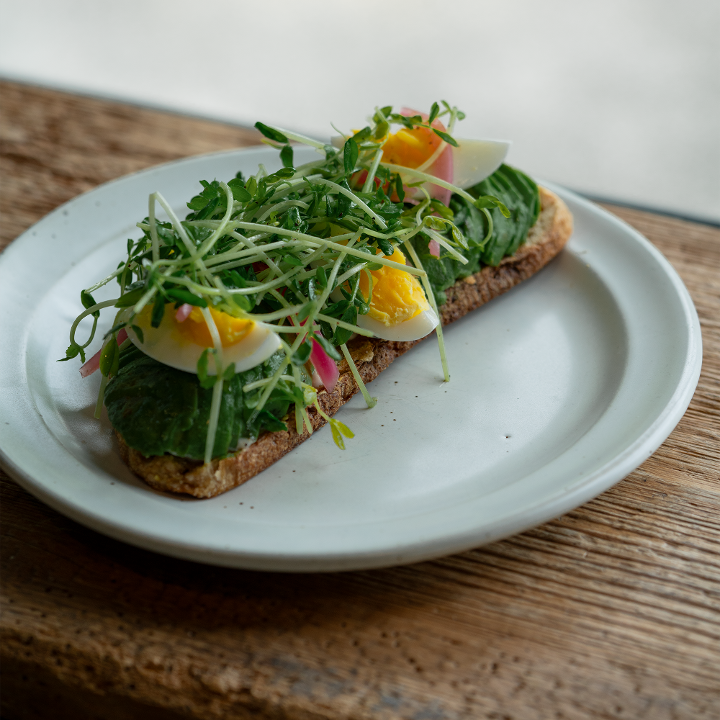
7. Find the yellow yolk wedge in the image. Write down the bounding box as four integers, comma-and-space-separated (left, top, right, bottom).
380, 126, 442, 169
359, 247, 430, 326
125, 303, 281, 375
180, 306, 254, 347
354, 247, 439, 342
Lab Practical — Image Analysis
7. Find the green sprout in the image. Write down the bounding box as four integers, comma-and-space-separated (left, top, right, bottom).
64, 102, 510, 462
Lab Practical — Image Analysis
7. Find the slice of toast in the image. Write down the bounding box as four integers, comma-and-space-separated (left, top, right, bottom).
118, 186, 573, 497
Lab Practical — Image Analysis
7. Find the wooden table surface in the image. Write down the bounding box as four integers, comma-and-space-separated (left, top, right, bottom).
1, 80, 719, 720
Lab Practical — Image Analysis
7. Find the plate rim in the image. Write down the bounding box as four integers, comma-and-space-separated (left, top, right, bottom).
0, 147, 703, 572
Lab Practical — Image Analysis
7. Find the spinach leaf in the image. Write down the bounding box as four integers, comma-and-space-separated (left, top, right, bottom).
411, 164, 540, 305
105, 345, 293, 460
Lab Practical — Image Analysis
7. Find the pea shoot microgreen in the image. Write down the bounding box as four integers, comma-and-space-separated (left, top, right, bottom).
64, 102, 508, 461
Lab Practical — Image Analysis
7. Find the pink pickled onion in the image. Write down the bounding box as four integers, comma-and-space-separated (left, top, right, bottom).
175, 303, 192, 322
428, 239, 441, 258
80, 352, 100, 378
80, 328, 128, 378
310, 336, 339, 392
295, 318, 339, 392
400, 107, 454, 206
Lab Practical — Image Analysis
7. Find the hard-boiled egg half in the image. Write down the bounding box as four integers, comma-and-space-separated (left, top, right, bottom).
380, 108, 510, 205
336, 109, 510, 205
323, 223, 439, 343
123, 304, 281, 375
356, 246, 439, 342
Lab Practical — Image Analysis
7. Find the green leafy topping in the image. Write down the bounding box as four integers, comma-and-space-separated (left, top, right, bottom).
115, 287, 145, 308
291, 340, 313, 366
66, 102, 540, 463
474, 195, 511, 218
394, 174, 405, 203
196, 348, 217, 389
330, 419, 354, 450
254, 121, 288, 144
165, 288, 207, 307
279, 145, 294, 169
81, 290, 99, 318
432, 128, 459, 147
105, 346, 293, 460
99, 335, 119, 377
150, 292, 165, 328
58, 344, 81, 363
228, 177, 252, 202
309, 387, 356, 450
343, 137, 358, 175
410, 164, 540, 304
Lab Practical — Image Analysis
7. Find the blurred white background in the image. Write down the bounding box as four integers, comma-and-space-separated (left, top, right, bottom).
1, 0, 718, 221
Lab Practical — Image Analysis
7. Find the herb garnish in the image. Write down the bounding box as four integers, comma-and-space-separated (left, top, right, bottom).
64, 103, 513, 464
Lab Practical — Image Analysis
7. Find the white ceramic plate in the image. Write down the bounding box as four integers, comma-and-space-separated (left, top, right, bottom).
0, 147, 702, 572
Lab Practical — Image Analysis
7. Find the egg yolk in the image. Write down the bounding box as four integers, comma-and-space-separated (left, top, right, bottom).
178, 306, 254, 347
381, 126, 442, 169
358, 247, 430, 326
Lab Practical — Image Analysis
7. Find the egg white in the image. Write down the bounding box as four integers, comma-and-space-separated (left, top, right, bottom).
333, 134, 510, 191
357, 308, 439, 342
123, 309, 282, 376
452, 138, 511, 189
329, 273, 439, 343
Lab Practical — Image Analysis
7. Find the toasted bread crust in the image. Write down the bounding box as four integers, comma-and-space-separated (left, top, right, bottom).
118, 187, 573, 497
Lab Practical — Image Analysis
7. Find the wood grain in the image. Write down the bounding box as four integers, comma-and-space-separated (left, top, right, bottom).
0, 81, 261, 252
2, 80, 719, 720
